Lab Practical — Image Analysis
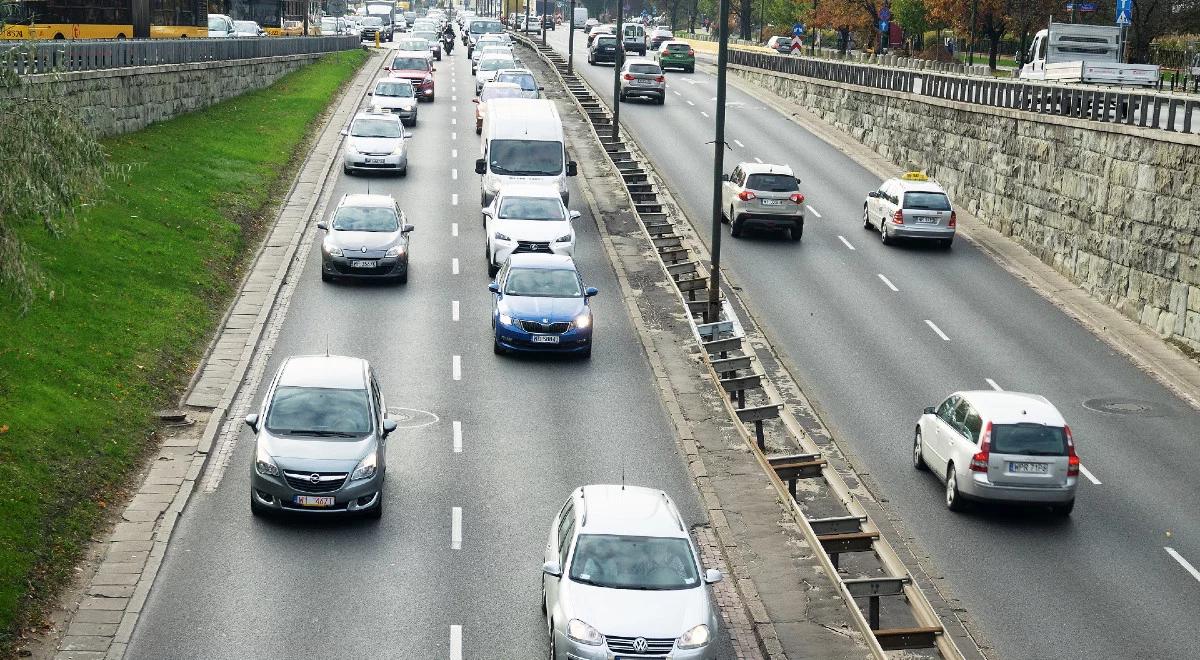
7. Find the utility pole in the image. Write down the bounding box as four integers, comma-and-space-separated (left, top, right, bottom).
568, 0, 576, 73
707, 0, 729, 323
967, 0, 978, 66
541, 0, 547, 44
611, 0, 624, 142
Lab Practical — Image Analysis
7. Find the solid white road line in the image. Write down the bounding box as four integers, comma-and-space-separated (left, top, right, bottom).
452, 355, 461, 380
877, 273, 899, 292
701, 111, 710, 118
452, 420, 462, 453
452, 168, 458, 180
837, 235, 856, 251
686, 99, 694, 105
452, 258, 460, 275
452, 300, 460, 321
805, 205, 821, 218
925, 320, 951, 341
734, 139, 744, 148
452, 193, 459, 206
450, 625, 463, 660
1078, 465, 1102, 485
451, 507, 462, 549
753, 157, 763, 163
451, 222, 459, 237
985, 378, 1003, 391
1165, 547, 1200, 583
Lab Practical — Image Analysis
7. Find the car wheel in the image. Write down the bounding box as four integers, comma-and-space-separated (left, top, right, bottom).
863, 206, 872, 229
730, 216, 744, 238
880, 220, 893, 245
789, 221, 803, 241
343, 164, 353, 176
687, 65, 695, 73
250, 493, 269, 517
618, 90, 625, 102
364, 495, 383, 519
488, 261, 499, 277
913, 430, 928, 471
657, 94, 665, 105
1051, 499, 1075, 517
945, 465, 966, 512
493, 338, 506, 355
399, 165, 408, 177
941, 238, 954, 249
547, 622, 557, 660
321, 271, 333, 283
395, 268, 408, 285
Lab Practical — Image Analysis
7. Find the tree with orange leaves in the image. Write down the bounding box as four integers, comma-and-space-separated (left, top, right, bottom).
813, 0, 884, 53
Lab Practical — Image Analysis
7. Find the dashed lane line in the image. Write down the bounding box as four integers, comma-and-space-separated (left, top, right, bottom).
701, 111, 710, 118
452, 355, 461, 380
924, 319, 951, 341
452, 193, 459, 206
452, 168, 458, 180
450, 625, 463, 660
452, 258, 460, 275
1079, 465, 1102, 485
805, 205, 821, 218
686, 99, 694, 106
734, 139, 744, 148
452, 300, 460, 321
753, 156, 762, 163
452, 420, 462, 453
1165, 547, 1200, 583
451, 507, 463, 549
985, 378, 1003, 391
877, 273, 899, 292
837, 235, 856, 251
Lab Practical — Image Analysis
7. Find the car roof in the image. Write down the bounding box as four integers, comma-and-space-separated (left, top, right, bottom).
507, 253, 576, 269
624, 58, 659, 67
738, 161, 794, 176
377, 76, 415, 85
482, 81, 523, 90
392, 50, 431, 58
278, 355, 368, 389
957, 391, 1065, 426
339, 193, 395, 208
575, 485, 688, 539
497, 183, 565, 200
496, 68, 533, 75
484, 99, 560, 139
352, 110, 401, 122
891, 178, 946, 193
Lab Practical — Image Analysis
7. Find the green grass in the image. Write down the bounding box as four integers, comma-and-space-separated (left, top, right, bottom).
0, 48, 367, 653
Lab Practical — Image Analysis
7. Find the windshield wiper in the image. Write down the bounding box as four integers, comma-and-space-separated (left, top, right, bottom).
277, 429, 358, 437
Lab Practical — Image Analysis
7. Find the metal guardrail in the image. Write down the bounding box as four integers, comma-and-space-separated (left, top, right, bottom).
729, 49, 1200, 135
4, 35, 361, 75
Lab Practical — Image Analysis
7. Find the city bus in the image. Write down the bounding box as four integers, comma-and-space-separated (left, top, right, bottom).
0, 0, 206, 39
209, 0, 318, 36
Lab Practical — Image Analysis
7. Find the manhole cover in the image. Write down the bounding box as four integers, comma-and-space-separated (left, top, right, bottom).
1082, 398, 1161, 416
386, 407, 440, 429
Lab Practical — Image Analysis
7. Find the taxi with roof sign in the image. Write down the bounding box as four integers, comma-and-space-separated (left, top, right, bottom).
864, 171, 956, 248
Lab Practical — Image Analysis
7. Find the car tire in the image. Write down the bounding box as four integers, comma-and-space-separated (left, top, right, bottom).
657, 94, 665, 105
945, 465, 966, 512
493, 339, 505, 355
364, 495, 383, 520
913, 430, 928, 471
1051, 499, 1075, 517
488, 261, 499, 277
343, 164, 353, 176
250, 493, 269, 517
880, 220, 893, 245
399, 165, 408, 177
730, 216, 744, 238
863, 207, 872, 229
321, 271, 333, 283
687, 65, 695, 73
790, 221, 803, 241
395, 268, 408, 285
618, 90, 625, 102
941, 238, 953, 249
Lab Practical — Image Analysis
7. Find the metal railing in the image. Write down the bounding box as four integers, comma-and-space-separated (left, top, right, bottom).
729, 49, 1200, 135
4, 35, 361, 75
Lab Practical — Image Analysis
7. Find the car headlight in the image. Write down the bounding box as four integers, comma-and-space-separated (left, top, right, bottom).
566, 619, 603, 646
498, 313, 513, 325
493, 231, 511, 241
574, 313, 591, 329
555, 233, 572, 243
254, 445, 279, 477
351, 452, 378, 481
384, 245, 405, 258
324, 242, 343, 257
677, 624, 710, 649
391, 144, 405, 155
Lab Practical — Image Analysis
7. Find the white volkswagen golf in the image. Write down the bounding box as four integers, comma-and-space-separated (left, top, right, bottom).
483, 184, 579, 276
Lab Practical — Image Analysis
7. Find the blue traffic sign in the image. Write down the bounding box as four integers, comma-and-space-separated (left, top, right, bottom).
879, 20, 889, 32
792, 22, 804, 36
879, 7, 891, 21
1116, 0, 1132, 24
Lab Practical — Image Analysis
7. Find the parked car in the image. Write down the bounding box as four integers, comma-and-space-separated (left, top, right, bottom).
246, 354, 396, 518
317, 193, 415, 283
542, 484, 724, 658
720, 162, 805, 240
656, 41, 695, 72
207, 13, 236, 37
483, 184, 580, 275
369, 78, 419, 126
320, 16, 349, 35
490, 254, 596, 357
618, 59, 666, 104
588, 34, 619, 65
340, 111, 412, 176
914, 391, 1080, 515
863, 171, 956, 248
475, 81, 537, 134
386, 52, 437, 101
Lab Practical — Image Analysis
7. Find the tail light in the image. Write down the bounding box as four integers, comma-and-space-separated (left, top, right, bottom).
655, 75, 665, 83
737, 190, 756, 201
623, 73, 634, 80
892, 209, 904, 224
790, 193, 805, 204
969, 422, 992, 472
1065, 425, 1080, 477
948, 211, 957, 228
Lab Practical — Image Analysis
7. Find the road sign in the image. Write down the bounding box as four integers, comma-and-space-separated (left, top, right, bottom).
792, 22, 804, 37
879, 7, 891, 21
1065, 2, 1097, 10
1116, 0, 1132, 23
879, 20, 889, 32
1116, 9, 1130, 24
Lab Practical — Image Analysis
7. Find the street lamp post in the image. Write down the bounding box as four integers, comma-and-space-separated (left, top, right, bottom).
967, 0, 978, 66
541, 0, 547, 44
568, 0, 576, 73
611, 0, 623, 142
708, 0, 729, 322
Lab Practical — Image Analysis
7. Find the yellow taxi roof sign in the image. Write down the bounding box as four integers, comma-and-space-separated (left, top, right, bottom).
901, 171, 930, 181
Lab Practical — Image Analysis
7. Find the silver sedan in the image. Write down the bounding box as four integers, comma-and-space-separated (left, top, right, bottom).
618, 59, 666, 104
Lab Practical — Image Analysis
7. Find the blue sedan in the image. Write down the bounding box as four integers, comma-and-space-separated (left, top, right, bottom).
489, 254, 597, 358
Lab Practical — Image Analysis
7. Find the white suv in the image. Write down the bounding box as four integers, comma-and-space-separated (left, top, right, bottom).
864, 171, 956, 248
542, 485, 723, 660
483, 184, 579, 276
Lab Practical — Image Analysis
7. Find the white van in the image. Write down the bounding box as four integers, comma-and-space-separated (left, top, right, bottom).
475, 99, 578, 206
620, 22, 646, 55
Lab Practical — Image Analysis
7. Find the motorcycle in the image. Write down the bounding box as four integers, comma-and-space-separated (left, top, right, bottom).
443, 33, 455, 54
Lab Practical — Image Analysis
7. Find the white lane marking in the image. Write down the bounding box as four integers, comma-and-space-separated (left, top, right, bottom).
877, 273, 899, 292
985, 378, 1003, 391
700, 111, 710, 118
753, 157, 763, 163
452, 105, 457, 112
452, 131, 457, 140
837, 235, 856, 251
451, 507, 462, 549
452, 168, 458, 180
452, 300, 460, 321
686, 99, 694, 106
1078, 465, 1102, 485
452, 355, 461, 380
673, 90, 681, 96
734, 139, 744, 148
451, 222, 459, 237
1165, 547, 1200, 583
452, 193, 459, 206
450, 625, 463, 660
452, 420, 462, 453
452, 258, 460, 275
452, 95, 457, 101
805, 205, 821, 218
925, 320, 951, 341
452, 148, 458, 158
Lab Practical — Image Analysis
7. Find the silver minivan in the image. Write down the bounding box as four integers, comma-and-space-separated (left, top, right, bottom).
864, 172, 956, 248
914, 391, 1080, 515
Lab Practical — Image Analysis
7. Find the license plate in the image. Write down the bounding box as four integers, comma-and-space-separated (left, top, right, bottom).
633, 79, 652, 85
1010, 462, 1048, 474
915, 216, 937, 224
293, 495, 335, 507
351, 260, 376, 268
365, 157, 385, 164
761, 199, 784, 206
532, 335, 560, 344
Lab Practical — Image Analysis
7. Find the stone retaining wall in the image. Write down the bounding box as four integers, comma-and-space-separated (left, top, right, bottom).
730, 63, 1200, 350
3, 52, 329, 136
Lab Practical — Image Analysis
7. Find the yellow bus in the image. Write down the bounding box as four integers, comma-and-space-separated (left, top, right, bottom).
0, 0, 207, 39
210, 0, 317, 36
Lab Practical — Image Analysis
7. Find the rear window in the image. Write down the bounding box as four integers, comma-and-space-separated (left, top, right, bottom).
629, 64, 661, 74
903, 191, 951, 210
990, 423, 1068, 456
746, 174, 798, 192
597, 35, 617, 43
666, 43, 690, 52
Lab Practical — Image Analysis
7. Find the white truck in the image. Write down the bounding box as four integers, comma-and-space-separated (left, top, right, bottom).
573, 7, 588, 28
1019, 23, 1159, 86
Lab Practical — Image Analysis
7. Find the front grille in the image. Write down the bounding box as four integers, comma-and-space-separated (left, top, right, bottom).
284, 471, 347, 493
513, 240, 551, 254
605, 635, 676, 656
519, 320, 570, 334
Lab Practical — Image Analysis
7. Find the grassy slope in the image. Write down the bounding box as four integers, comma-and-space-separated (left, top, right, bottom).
0, 48, 367, 651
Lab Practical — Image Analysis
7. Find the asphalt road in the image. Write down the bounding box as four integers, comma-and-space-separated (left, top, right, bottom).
126, 41, 735, 659
547, 27, 1200, 660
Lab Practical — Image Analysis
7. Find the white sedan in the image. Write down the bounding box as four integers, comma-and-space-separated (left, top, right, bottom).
483, 185, 580, 276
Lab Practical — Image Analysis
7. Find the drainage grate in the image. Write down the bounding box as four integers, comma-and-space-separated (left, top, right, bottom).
1082, 398, 1162, 416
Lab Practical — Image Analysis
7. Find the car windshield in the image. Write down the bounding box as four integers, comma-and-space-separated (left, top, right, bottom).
481, 86, 526, 101
350, 118, 401, 138
496, 73, 537, 91
480, 57, 516, 71
376, 81, 415, 97
569, 534, 700, 591
414, 30, 438, 40
208, 17, 226, 30
629, 63, 661, 74
265, 386, 372, 438
504, 268, 582, 297
398, 39, 429, 50
333, 205, 400, 232
470, 19, 503, 33
498, 197, 565, 220
746, 173, 798, 192
903, 191, 952, 210
489, 139, 563, 176
361, 17, 382, 26
991, 423, 1069, 456
392, 57, 429, 70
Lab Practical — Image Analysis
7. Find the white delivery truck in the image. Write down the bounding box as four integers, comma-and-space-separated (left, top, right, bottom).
1019, 22, 1159, 86
573, 7, 588, 28
475, 99, 578, 206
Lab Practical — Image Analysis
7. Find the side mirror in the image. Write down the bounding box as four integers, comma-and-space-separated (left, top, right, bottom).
339, 129, 348, 136
404, 131, 414, 138
538, 85, 545, 90
924, 406, 937, 415
867, 191, 879, 198
244, 413, 259, 431
542, 560, 562, 577
566, 161, 578, 176
384, 66, 392, 71
366, 91, 373, 96
401, 223, 415, 233
475, 158, 487, 174
472, 98, 480, 104
569, 210, 582, 220
584, 286, 598, 297
488, 282, 500, 294
720, 173, 730, 182
382, 418, 398, 436
431, 67, 437, 72
481, 208, 493, 217
704, 568, 723, 584
316, 221, 328, 231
